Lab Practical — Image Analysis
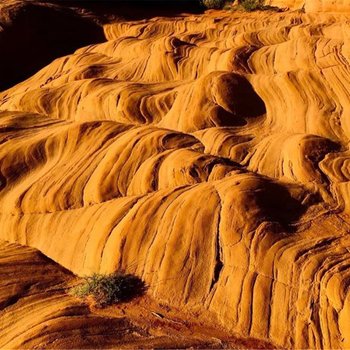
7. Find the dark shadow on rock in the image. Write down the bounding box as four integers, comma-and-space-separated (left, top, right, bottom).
213, 73, 266, 121
116, 274, 148, 303
43, 1, 203, 22
256, 181, 317, 226
0, 2, 105, 91
230, 74, 266, 119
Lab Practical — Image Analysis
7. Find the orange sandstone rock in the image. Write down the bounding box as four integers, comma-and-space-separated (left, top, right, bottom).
1, 3, 350, 349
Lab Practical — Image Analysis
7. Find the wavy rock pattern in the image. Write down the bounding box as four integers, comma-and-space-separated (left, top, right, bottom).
0, 240, 149, 349
1, 6, 350, 349
0, 239, 249, 349
267, 0, 350, 11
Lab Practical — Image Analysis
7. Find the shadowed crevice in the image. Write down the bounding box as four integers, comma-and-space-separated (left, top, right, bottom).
0, 2, 105, 91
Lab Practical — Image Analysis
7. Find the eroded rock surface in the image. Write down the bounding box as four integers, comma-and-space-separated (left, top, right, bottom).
267, 0, 350, 11
1, 2, 350, 349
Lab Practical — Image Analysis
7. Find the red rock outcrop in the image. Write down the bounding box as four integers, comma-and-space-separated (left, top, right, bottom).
1, 2, 350, 349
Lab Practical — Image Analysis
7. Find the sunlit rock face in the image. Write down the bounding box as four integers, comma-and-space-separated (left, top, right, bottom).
267, 0, 350, 11
306, 0, 350, 11
1, 1, 350, 349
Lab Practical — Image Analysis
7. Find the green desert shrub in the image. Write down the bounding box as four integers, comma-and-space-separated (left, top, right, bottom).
70, 272, 146, 307
201, 0, 227, 9
239, 0, 265, 11
238, 0, 280, 11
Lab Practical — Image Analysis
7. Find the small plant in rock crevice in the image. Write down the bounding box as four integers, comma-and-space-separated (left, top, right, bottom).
201, 0, 227, 9
237, 0, 281, 12
238, 0, 263, 11
69, 272, 146, 307
200, 0, 281, 12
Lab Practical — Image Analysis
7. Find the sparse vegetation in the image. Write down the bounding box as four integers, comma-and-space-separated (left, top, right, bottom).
239, 0, 263, 11
237, 0, 281, 12
70, 272, 146, 307
201, 0, 227, 9
200, 0, 281, 12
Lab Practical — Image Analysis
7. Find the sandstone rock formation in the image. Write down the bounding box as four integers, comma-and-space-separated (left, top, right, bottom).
1, 239, 260, 349
267, 0, 350, 11
1, 1, 350, 349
